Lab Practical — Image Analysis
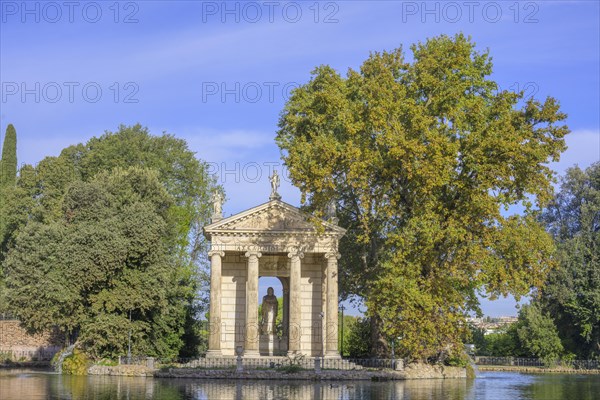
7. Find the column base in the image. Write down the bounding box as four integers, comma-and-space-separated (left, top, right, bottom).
287, 350, 302, 357
205, 350, 223, 358
324, 351, 341, 359
243, 349, 260, 358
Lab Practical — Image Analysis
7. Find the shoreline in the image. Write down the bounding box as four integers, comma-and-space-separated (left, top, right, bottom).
477, 365, 600, 374
4, 363, 599, 377
0, 361, 51, 369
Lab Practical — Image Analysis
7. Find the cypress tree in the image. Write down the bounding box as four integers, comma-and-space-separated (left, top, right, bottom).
0, 124, 17, 188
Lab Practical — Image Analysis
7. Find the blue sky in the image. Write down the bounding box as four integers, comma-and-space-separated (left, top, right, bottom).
1, 0, 599, 316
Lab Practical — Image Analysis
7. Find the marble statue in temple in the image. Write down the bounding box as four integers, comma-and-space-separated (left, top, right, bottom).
260, 287, 278, 335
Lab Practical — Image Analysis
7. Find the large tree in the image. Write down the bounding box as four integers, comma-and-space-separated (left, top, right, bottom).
1, 125, 218, 358
276, 34, 569, 360
541, 163, 600, 358
514, 303, 564, 365
5, 167, 191, 358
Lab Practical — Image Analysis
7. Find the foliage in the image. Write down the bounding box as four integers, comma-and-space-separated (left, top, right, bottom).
470, 305, 567, 366
346, 317, 372, 358
339, 314, 358, 356
61, 349, 90, 375
4, 168, 190, 358
276, 364, 304, 373
286, 352, 306, 365
194, 320, 209, 356
444, 352, 470, 368
0, 124, 17, 188
1, 124, 216, 294
69, 124, 214, 266
0, 350, 12, 363
480, 330, 520, 357
278, 352, 306, 373
178, 310, 206, 358
2, 125, 218, 359
514, 303, 565, 366
0, 124, 17, 312
465, 363, 476, 379
96, 358, 119, 367
276, 34, 568, 360
541, 163, 600, 359
469, 324, 521, 357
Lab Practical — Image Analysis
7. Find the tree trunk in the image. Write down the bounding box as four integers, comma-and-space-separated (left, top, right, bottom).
370, 314, 389, 358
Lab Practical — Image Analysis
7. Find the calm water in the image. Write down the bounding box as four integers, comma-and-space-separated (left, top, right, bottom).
1, 369, 599, 400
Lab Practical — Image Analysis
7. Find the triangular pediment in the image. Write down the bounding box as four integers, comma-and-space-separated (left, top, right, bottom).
204, 199, 345, 237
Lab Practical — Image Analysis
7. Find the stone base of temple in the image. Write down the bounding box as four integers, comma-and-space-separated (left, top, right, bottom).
181, 354, 368, 373
205, 350, 223, 358
243, 349, 260, 358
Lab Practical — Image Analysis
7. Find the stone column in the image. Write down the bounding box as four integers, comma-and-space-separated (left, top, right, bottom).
325, 251, 341, 358
244, 251, 262, 356
281, 278, 290, 339
287, 249, 304, 355
207, 250, 225, 357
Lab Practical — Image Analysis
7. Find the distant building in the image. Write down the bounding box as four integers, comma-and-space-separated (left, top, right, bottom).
467, 316, 518, 335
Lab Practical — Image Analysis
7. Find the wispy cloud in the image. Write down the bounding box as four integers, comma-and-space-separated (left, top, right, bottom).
174, 127, 275, 162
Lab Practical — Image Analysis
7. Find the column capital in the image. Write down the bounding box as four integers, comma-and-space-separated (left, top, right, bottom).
324, 251, 341, 260
244, 251, 262, 259
208, 250, 225, 258
287, 250, 305, 260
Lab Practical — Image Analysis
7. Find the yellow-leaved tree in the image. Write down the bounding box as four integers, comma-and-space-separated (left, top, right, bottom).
276, 34, 569, 362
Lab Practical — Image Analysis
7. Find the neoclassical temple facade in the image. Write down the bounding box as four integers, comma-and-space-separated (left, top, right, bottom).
204, 181, 345, 358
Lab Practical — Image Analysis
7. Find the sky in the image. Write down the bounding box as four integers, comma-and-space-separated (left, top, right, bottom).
1, 0, 599, 317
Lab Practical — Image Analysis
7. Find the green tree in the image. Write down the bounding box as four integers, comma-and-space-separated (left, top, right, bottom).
346, 317, 372, 358
1, 125, 218, 358
486, 330, 519, 357
0, 124, 17, 188
339, 314, 358, 357
1, 125, 215, 265
276, 34, 568, 360
542, 163, 600, 358
0, 124, 17, 313
5, 167, 192, 359
469, 324, 521, 357
514, 303, 565, 365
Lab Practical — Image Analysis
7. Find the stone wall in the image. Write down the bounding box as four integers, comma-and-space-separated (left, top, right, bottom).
299, 255, 324, 357
155, 364, 467, 380
88, 364, 155, 376
221, 254, 248, 355
0, 320, 63, 361
403, 363, 467, 379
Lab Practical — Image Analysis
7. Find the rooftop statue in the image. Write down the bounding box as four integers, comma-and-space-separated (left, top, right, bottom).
211, 190, 224, 220
269, 170, 281, 200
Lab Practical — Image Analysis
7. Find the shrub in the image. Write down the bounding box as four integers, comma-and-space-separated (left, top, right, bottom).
276, 364, 303, 373
62, 349, 90, 375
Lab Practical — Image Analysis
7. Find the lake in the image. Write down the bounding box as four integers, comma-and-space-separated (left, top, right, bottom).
1, 369, 598, 399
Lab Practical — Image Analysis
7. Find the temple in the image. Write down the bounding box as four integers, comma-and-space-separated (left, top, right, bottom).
203, 179, 345, 358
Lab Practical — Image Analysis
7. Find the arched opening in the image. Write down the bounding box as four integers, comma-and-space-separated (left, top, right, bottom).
258, 276, 288, 355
